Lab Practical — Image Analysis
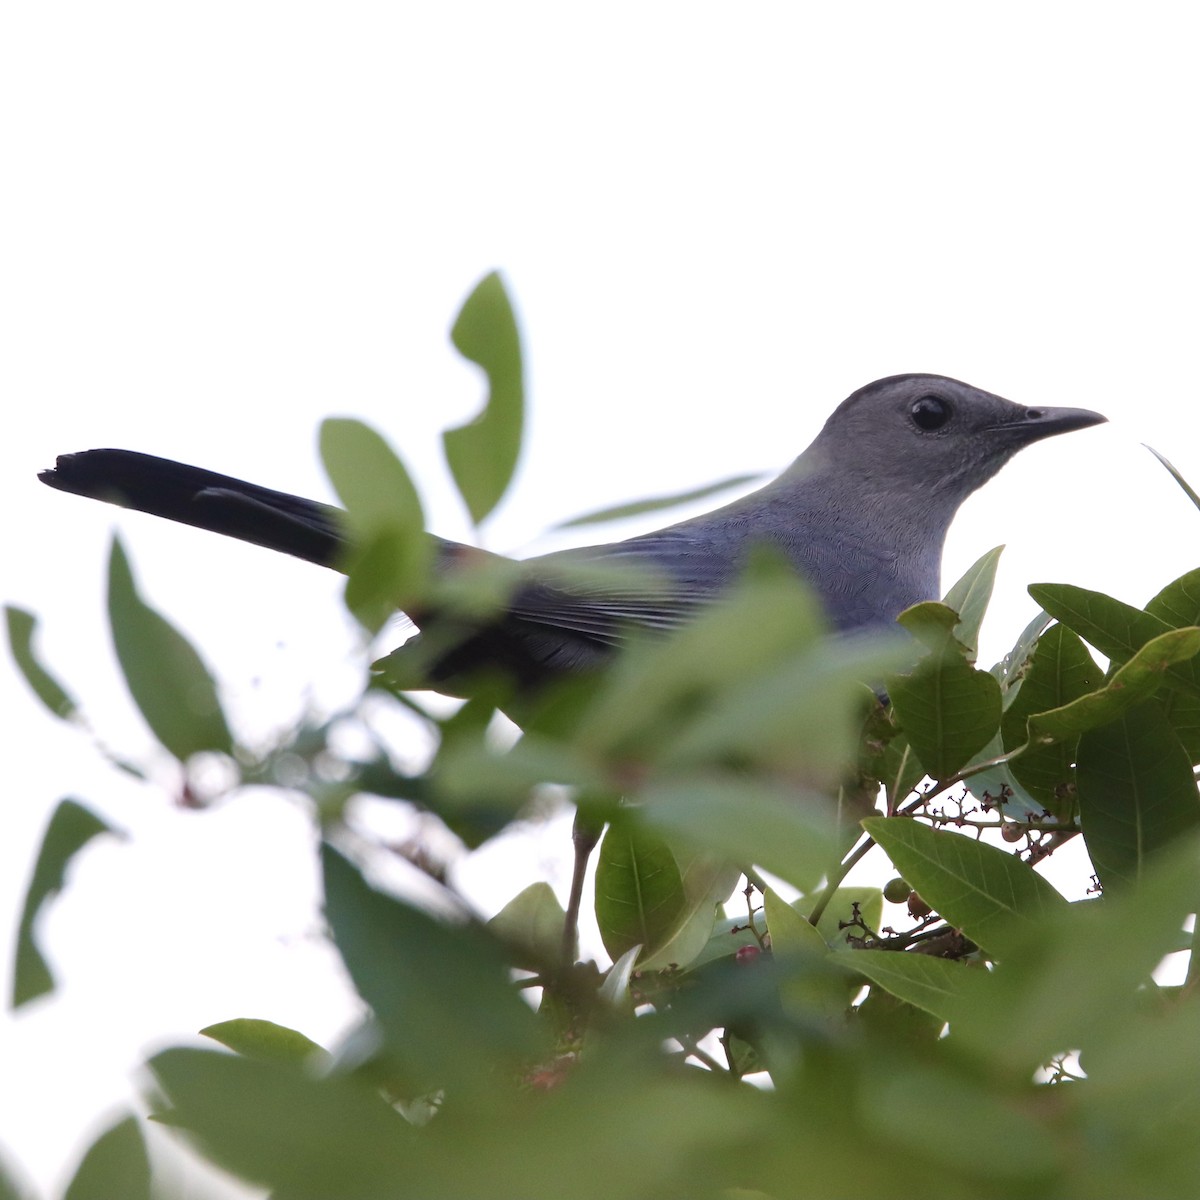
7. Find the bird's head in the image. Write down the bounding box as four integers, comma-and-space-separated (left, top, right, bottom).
808, 373, 1106, 503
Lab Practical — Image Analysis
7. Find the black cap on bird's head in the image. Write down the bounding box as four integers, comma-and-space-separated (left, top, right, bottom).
810, 373, 1106, 499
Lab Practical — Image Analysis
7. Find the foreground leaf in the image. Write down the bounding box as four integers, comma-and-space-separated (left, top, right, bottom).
63, 1114, 150, 1200
444, 271, 524, 525
5, 605, 78, 721
13, 798, 119, 1008
108, 537, 233, 759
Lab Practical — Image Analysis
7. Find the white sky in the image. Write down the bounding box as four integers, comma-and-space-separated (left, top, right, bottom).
3, 4, 1199, 1194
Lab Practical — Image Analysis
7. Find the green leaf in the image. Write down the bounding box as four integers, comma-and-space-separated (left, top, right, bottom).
1029, 581, 1200, 697
594, 821, 686, 963
949, 837, 1200, 1072
639, 776, 839, 898
1000, 624, 1100, 814
843, 949, 969, 1023
200, 1018, 329, 1065
107, 537, 233, 759
148, 1047, 411, 1200
1145, 566, 1200, 628
552, 473, 762, 530
763, 888, 826, 958
321, 844, 544, 1095
13, 798, 119, 1008
659, 631, 912, 784
488, 882, 567, 970
5, 605, 78, 720
880, 736, 925, 811
443, 271, 524, 525
1025, 626, 1200, 745
1145, 444, 1200, 516
63, 1114, 150, 1200
807, 886, 884, 947
941, 545, 1003, 659
0, 1146, 33, 1200
1076, 698, 1200, 891
863, 817, 1066, 958
889, 659, 1001, 780
319, 418, 429, 632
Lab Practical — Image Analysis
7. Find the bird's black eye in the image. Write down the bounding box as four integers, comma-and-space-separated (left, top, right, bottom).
910, 395, 952, 431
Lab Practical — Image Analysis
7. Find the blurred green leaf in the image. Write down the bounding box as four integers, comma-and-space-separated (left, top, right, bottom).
320, 418, 429, 632
5, 605, 78, 721
941, 545, 1003, 660
488, 882, 567, 971
444, 271, 524, 525
658, 631, 911, 785
148, 1046, 411, 1199
63, 1114, 150, 1200
1000, 623, 1100, 814
1030, 581, 1200, 697
844, 950, 969, 1022
864, 817, 1066, 957
1076, 698, 1200, 891
321, 844, 544, 1096
1025, 626, 1200, 746
949, 837, 1199, 1072
0, 1146, 33, 1200
639, 776, 839, 898
13, 798, 118, 1008
576, 560, 827, 761
880, 735, 925, 811
594, 820, 685, 963
107, 536, 233, 759
552, 473, 762, 530
200, 1018, 329, 1066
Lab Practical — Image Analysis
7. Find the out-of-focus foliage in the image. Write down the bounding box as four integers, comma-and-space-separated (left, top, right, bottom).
9, 275, 1200, 1198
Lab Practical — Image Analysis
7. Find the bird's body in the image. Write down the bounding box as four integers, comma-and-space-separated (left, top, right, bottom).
39, 374, 1105, 686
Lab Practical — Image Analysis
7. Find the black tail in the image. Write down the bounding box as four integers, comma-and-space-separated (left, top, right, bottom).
39, 449, 347, 568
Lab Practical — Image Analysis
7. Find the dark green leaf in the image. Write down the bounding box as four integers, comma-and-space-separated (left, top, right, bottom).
1025, 626, 1200, 745
1145, 566, 1200, 628
148, 1047, 411, 1200
594, 821, 686, 962
889, 660, 1001, 780
880, 735, 925, 811
200, 1018, 329, 1065
13, 798, 119, 1008
1029, 581, 1200, 696
1076, 699, 1200, 891
107, 537, 233, 759
1000, 624, 1100, 814
552, 473, 762, 530
863, 817, 1066, 957
63, 1114, 150, 1200
319, 418, 429, 632
443, 271, 524, 525
5, 605, 78, 720
321, 844, 543, 1095
941, 545, 1003, 660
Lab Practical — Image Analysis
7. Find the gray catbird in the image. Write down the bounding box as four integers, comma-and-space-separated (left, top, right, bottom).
40, 374, 1104, 685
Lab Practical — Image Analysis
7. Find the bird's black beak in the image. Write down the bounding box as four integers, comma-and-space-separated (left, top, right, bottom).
990, 405, 1107, 444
